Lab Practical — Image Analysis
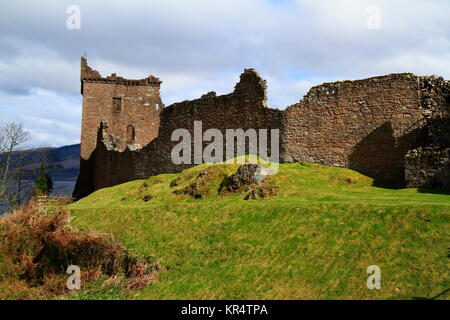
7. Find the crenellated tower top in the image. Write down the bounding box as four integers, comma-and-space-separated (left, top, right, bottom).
80, 57, 162, 94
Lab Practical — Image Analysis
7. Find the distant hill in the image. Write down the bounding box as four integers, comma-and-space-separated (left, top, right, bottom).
4, 144, 80, 181
45, 144, 80, 181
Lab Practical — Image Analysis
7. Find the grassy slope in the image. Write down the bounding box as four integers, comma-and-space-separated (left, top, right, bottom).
68, 162, 450, 300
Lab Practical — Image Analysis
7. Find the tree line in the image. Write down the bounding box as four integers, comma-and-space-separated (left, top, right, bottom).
0, 122, 53, 210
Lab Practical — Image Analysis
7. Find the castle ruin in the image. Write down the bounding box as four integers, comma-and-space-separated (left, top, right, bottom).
73, 58, 450, 198
80, 56, 163, 159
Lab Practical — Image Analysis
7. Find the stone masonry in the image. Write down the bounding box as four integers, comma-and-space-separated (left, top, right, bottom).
73, 58, 450, 198
80, 56, 163, 159
405, 76, 450, 189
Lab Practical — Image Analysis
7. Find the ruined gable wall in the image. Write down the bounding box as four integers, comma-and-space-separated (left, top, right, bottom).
138, 69, 283, 175
282, 73, 431, 185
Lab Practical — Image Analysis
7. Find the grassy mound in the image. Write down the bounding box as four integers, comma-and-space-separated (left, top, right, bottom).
66, 161, 450, 299
172, 164, 237, 199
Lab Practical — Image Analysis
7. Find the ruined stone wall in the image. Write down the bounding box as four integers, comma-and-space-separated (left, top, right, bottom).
282, 73, 434, 186
405, 77, 450, 189
74, 64, 450, 199
405, 146, 450, 189
80, 57, 163, 160
73, 69, 283, 198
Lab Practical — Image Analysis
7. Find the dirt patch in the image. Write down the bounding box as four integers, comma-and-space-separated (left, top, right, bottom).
244, 185, 279, 200
340, 178, 357, 184
142, 194, 153, 202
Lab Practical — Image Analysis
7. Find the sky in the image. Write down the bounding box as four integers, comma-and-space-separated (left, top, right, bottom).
0, 0, 449, 147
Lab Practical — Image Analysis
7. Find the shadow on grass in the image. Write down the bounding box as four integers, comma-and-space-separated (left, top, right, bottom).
371, 180, 405, 189
417, 187, 450, 195
413, 288, 449, 300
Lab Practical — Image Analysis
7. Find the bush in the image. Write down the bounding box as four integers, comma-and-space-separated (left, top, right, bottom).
32, 163, 53, 197
0, 202, 163, 299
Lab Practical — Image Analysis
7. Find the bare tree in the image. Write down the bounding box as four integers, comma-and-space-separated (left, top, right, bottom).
0, 122, 30, 209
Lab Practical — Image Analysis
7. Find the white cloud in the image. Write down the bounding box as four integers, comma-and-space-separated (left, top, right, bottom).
0, 88, 81, 147
0, 0, 449, 146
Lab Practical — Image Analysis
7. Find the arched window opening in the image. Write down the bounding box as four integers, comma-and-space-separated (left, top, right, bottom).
126, 125, 136, 145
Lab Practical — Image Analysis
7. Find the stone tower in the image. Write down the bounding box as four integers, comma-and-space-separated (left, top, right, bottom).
79, 56, 163, 160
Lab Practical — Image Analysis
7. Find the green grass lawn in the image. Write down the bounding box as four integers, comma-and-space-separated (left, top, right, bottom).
68, 161, 450, 300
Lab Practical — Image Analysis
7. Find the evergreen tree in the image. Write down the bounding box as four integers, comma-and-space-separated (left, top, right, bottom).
33, 163, 53, 196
